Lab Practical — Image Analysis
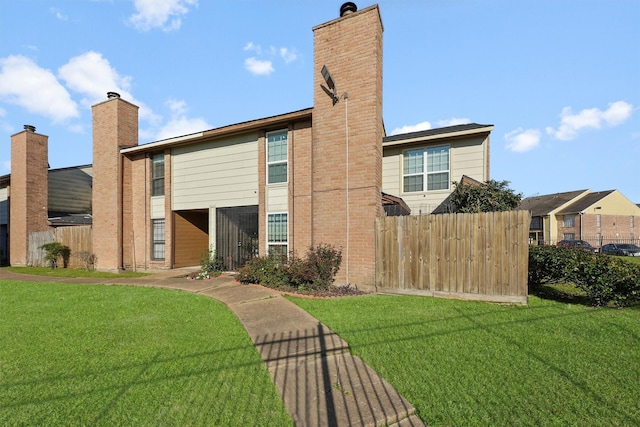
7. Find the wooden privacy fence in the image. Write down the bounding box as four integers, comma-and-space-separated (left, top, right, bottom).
28, 226, 92, 268
375, 210, 531, 304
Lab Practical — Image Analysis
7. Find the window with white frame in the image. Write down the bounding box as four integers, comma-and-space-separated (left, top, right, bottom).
403, 146, 449, 193
631, 216, 635, 228
596, 214, 601, 228
152, 219, 165, 260
563, 233, 575, 240
267, 130, 288, 184
151, 154, 164, 196
563, 215, 575, 228
267, 213, 288, 256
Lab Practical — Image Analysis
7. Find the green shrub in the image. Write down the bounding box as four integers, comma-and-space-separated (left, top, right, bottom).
190, 249, 225, 280
236, 252, 289, 289
568, 254, 640, 307
288, 244, 343, 290
236, 244, 342, 291
528, 245, 573, 286
39, 242, 70, 269
528, 245, 640, 307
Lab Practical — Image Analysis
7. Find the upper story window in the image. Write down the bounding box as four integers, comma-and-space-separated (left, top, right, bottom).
596, 214, 601, 228
403, 146, 449, 193
152, 154, 165, 196
631, 216, 635, 228
267, 130, 288, 184
563, 215, 575, 228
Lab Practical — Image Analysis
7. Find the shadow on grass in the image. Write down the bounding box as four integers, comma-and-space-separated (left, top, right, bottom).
529, 283, 593, 306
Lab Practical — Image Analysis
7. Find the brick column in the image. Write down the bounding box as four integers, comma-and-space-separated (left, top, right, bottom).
9, 125, 49, 266
311, 5, 384, 288
92, 92, 138, 271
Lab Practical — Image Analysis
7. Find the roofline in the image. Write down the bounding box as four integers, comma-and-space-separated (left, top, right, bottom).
122, 107, 313, 155
382, 124, 494, 147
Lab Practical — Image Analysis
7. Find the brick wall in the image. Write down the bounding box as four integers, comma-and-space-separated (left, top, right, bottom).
92, 94, 138, 271
310, 5, 384, 287
9, 127, 49, 266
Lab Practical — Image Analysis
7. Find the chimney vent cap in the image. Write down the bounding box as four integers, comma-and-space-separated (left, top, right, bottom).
24, 124, 36, 132
107, 91, 121, 99
340, 2, 357, 16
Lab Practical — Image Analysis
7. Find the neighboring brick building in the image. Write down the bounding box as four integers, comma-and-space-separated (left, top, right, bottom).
1, 3, 494, 288
519, 189, 640, 247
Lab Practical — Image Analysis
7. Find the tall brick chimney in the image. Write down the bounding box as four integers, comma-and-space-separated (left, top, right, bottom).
311, 3, 384, 288
10, 125, 49, 266
92, 92, 138, 271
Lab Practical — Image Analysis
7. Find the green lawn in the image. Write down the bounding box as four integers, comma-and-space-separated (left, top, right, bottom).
289, 293, 640, 427
4, 266, 150, 278
0, 281, 291, 427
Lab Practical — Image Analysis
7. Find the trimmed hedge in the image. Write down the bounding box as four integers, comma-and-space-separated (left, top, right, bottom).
529, 245, 640, 307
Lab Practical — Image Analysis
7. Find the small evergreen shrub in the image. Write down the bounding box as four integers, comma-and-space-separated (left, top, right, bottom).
528, 245, 640, 307
39, 242, 70, 269
568, 253, 640, 307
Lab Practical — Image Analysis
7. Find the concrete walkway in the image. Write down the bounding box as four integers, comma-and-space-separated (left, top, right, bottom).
1, 269, 426, 427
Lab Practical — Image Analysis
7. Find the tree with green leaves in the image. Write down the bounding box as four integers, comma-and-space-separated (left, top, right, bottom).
447, 179, 522, 213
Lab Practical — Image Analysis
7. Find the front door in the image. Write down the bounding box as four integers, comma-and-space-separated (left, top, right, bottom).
216, 205, 258, 270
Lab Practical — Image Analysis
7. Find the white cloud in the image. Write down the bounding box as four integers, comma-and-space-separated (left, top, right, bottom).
436, 117, 471, 127
390, 121, 432, 136
245, 57, 274, 76
546, 101, 633, 141
59, 51, 131, 104
244, 42, 297, 75
0, 55, 79, 122
155, 98, 210, 140
58, 51, 160, 124
280, 47, 297, 64
50, 7, 69, 21
505, 128, 541, 152
129, 0, 197, 32
244, 42, 261, 54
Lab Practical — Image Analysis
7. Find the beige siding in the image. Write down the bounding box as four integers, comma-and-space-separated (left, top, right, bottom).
0, 187, 7, 224
597, 191, 640, 216
172, 134, 259, 210
150, 196, 164, 219
266, 184, 288, 212
450, 136, 487, 182
382, 136, 487, 215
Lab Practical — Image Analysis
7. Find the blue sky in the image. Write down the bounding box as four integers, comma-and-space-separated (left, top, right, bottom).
1, 0, 638, 202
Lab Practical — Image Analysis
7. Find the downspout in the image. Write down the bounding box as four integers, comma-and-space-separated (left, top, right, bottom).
118, 152, 124, 270
145, 153, 148, 270
579, 211, 583, 240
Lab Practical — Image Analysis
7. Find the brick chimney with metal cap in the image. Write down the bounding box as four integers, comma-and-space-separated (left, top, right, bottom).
91, 91, 139, 271
309, 3, 384, 288
10, 125, 49, 266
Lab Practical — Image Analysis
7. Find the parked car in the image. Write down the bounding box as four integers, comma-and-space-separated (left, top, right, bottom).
557, 240, 598, 252
600, 243, 640, 257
